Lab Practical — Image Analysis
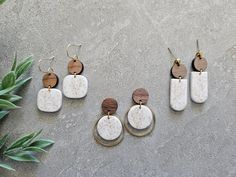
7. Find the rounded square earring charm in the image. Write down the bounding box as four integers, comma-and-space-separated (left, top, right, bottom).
191, 40, 208, 103
37, 57, 62, 112
168, 48, 188, 111
63, 44, 88, 99
124, 88, 155, 137
93, 98, 124, 147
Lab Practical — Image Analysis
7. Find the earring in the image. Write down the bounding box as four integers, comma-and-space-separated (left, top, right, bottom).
191, 40, 208, 103
37, 57, 62, 112
93, 98, 124, 147
168, 48, 187, 111
124, 88, 155, 137
63, 44, 88, 98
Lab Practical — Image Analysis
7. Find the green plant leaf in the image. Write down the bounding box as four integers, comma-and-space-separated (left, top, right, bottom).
15, 56, 33, 78
0, 86, 16, 96
0, 110, 9, 120
11, 52, 17, 71
23, 146, 47, 153
0, 162, 15, 171
22, 129, 42, 147
0, 134, 9, 150
0, 94, 22, 102
30, 139, 54, 149
6, 151, 40, 163
0, 77, 32, 95
0, 0, 6, 5
1, 71, 16, 89
6, 132, 35, 151
0, 99, 19, 109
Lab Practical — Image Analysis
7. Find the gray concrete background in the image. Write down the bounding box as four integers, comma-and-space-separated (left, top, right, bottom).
0, 0, 236, 177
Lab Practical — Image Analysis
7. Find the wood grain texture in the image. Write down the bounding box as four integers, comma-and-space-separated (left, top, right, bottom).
171, 63, 187, 79
42, 73, 58, 88
102, 98, 118, 115
68, 59, 84, 74
193, 56, 208, 71
132, 88, 149, 104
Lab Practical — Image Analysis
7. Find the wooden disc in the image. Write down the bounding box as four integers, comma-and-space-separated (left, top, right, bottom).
102, 98, 118, 115
193, 56, 207, 71
132, 88, 149, 104
42, 73, 58, 88
68, 59, 83, 75
171, 63, 187, 78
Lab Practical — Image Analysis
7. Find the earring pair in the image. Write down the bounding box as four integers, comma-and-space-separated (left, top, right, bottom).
37, 44, 88, 112
169, 40, 208, 111
94, 88, 155, 147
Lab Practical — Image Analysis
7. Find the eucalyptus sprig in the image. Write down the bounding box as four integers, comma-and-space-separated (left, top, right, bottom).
0, 53, 33, 120
0, 130, 54, 171
0, 54, 54, 171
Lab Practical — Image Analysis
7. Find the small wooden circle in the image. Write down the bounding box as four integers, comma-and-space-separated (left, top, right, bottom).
102, 98, 118, 115
68, 59, 83, 75
193, 56, 207, 71
171, 63, 187, 78
132, 88, 149, 104
42, 73, 58, 88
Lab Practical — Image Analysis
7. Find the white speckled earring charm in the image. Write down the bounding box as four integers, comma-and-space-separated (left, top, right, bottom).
37, 57, 62, 112
124, 88, 155, 137
94, 98, 124, 147
168, 48, 188, 111
191, 40, 208, 103
63, 44, 88, 99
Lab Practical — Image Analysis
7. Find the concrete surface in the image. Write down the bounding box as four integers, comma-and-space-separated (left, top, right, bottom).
0, 0, 236, 176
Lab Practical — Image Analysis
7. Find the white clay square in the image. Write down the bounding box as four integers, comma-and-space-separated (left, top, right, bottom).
37, 88, 62, 112
63, 75, 88, 98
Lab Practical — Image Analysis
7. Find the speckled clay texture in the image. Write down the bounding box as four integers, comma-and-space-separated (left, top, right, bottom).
191, 71, 208, 103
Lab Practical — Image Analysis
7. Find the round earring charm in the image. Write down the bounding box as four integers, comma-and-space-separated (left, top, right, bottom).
94, 98, 124, 147
191, 40, 208, 103
63, 44, 88, 99
124, 88, 155, 137
37, 57, 62, 112
168, 48, 188, 111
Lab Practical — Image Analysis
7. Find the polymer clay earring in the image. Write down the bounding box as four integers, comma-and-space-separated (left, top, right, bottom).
124, 88, 155, 137
37, 57, 62, 112
63, 44, 88, 98
191, 40, 208, 103
94, 98, 124, 147
168, 48, 187, 111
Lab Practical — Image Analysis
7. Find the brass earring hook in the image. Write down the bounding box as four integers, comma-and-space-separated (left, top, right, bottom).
168, 48, 181, 66
38, 56, 55, 73
66, 44, 82, 60
196, 39, 203, 58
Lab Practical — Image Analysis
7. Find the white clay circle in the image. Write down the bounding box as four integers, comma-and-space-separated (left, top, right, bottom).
97, 116, 122, 141
127, 105, 153, 130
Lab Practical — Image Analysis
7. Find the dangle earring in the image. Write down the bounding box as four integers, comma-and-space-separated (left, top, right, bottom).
63, 44, 88, 98
168, 48, 188, 111
191, 40, 208, 103
37, 57, 62, 112
124, 88, 155, 137
93, 98, 124, 147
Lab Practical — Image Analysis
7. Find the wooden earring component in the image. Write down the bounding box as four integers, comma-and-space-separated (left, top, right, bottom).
168, 50, 188, 111
124, 88, 155, 137
191, 45, 208, 103
94, 98, 124, 147
37, 72, 62, 112
63, 57, 88, 99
